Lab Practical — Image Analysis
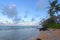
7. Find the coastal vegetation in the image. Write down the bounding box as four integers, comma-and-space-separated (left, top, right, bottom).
41, 0, 60, 29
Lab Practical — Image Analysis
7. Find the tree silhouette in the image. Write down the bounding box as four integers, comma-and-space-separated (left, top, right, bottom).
48, 0, 60, 23
48, 0, 60, 17
40, 0, 60, 29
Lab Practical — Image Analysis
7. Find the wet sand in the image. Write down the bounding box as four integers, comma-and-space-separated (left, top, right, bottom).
33, 29, 60, 40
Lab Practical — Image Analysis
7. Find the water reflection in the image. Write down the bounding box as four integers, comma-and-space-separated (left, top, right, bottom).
0, 28, 39, 40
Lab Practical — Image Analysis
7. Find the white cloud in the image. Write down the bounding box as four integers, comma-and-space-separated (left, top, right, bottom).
17, 21, 39, 26
1, 4, 22, 23
36, 0, 48, 9
9, 4, 16, 9
0, 21, 39, 26
1, 4, 18, 18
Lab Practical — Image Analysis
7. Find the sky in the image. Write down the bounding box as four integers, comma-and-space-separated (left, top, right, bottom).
0, 0, 60, 25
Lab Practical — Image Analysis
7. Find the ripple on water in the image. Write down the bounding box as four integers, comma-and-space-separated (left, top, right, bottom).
0, 28, 39, 40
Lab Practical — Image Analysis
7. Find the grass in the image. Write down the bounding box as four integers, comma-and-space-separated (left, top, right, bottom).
48, 24, 60, 29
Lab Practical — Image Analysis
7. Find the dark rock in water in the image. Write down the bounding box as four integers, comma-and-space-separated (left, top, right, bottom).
37, 38, 41, 40
39, 27, 48, 31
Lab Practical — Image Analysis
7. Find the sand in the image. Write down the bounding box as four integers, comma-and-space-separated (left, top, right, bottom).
33, 29, 60, 40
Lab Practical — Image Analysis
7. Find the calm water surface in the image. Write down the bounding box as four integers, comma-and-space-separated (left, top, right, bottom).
0, 26, 40, 40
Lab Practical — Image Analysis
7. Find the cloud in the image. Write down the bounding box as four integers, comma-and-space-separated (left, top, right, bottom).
18, 21, 38, 26
1, 4, 18, 18
9, 4, 16, 9
31, 18, 35, 22
1, 4, 21, 23
13, 16, 22, 24
36, 0, 48, 10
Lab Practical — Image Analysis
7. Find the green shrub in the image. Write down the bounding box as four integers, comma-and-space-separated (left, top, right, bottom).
48, 24, 60, 28
41, 17, 60, 29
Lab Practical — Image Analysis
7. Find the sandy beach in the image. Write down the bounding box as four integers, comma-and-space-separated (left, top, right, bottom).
33, 29, 60, 40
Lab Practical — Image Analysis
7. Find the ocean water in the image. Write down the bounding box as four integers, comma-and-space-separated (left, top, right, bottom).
0, 26, 40, 40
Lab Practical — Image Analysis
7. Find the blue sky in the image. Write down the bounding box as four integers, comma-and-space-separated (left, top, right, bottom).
0, 0, 60, 25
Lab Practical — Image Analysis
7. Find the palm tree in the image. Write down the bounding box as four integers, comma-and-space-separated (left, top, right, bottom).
48, 0, 60, 23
